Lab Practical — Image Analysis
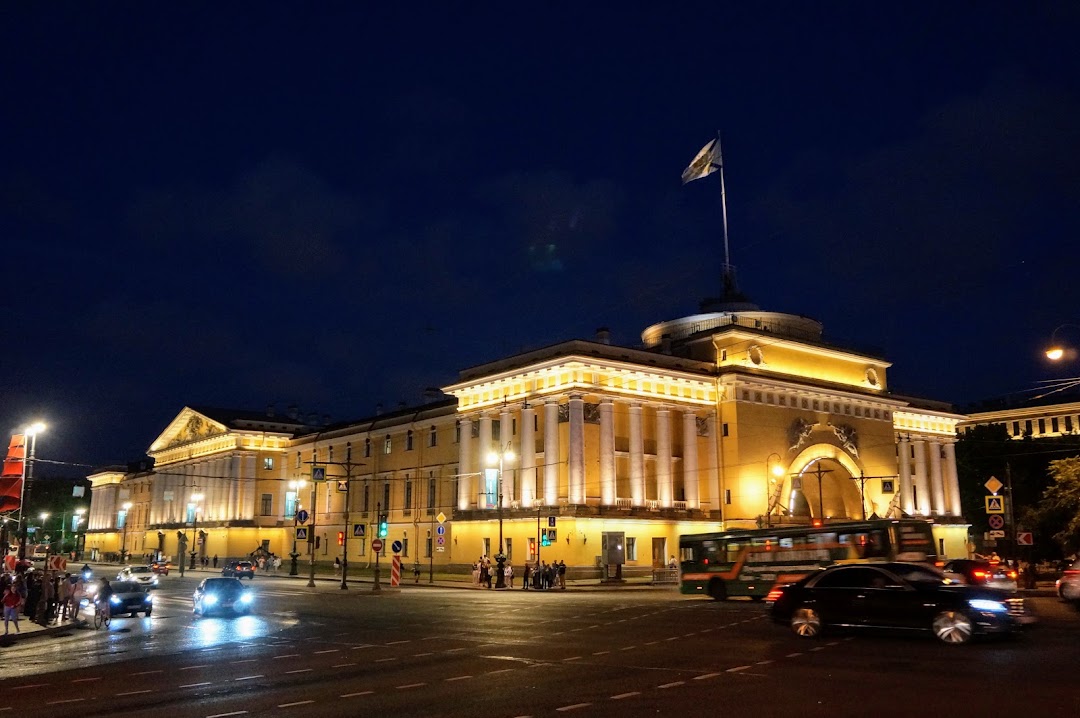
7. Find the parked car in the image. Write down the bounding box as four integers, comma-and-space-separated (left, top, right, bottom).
1056, 558, 1080, 604
222, 560, 255, 579
98, 580, 154, 617
117, 565, 159, 588
942, 559, 1018, 593
769, 562, 1030, 645
150, 559, 171, 575
193, 577, 254, 616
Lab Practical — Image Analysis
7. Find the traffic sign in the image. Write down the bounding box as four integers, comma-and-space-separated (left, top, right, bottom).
312, 466, 327, 481
296, 509, 309, 524
1017, 532, 1034, 546
985, 476, 1004, 494
436, 511, 447, 524
437, 536, 445, 545
989, 530, 1006, 539
436, 546, 445, 553
548, 516, 556, 528
391, 540, 403, 554
371, 538, 384, 553
336, 480, 348, 492
985, 496, 1005, 514
988, 514, 1005, 530
295, 527, 308, 541
436, 524, 445, 536
47, 555, 67, 571
353, 523, 366, 537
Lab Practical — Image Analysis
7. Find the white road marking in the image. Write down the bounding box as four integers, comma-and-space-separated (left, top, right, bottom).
556, 704, 592, 712
277, 701, 314, 708
116, 690, 152, 696
810, 647, 824, 652
180, 682, 212, 688
72, 677, 101, 683
726, 665, 751, 673
786, 652, 803, 658
207, 712, 249, 718
620, 646, 636, 651
611, 692, 640, 700
313, 649, 339, 654
643, 640, 658, 645
332, 663, 357, 668
274, 654, 301, 659
231, 659, 258, 665
285, 669, 312, 674
413, 652, 435, 657
694, 673, 722, 680
397, 683, 426, 689
563, 656, 582, 661
46, 699, 84, 705
375, 657, 396, 663
180, 665, 209, 670
234, 675, 264, 681
658, 681, 685, 689
592, 651, 610, 655
340, 691, 374, 698
386, 640, 410, 645
486, 668, 515, 675
445, 675, 472, 682
755, 660, 774, 665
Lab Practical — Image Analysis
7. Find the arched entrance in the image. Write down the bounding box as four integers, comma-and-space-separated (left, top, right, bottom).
784, 445, 863, 521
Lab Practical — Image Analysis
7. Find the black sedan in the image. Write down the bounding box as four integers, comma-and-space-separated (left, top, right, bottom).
193, 577, 254, 616
100, 580, 154, 617
769, 562, 1027, 645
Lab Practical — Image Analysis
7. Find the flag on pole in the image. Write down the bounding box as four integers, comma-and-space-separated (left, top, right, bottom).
681, 138, 722, 184
0, 434, 26, 513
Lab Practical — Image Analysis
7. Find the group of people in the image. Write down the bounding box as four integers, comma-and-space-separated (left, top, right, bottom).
2, 569, 94, 635
469, 557, 568, 590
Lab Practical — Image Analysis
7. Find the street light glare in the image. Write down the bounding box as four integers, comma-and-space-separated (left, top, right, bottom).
25, 421, 46, 436
122, 502, 133, 510
1046, 346, 1064, 361
771, 464, 785, 477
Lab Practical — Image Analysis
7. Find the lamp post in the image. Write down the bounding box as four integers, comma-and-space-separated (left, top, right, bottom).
74, 508, 87, 559
1045, 323, 1080, 361
288, 480, 305, 576
120, 502, 132, 563
189, 493, 203, 569
39, 512, 50, 554
765, 453, 784, 528
17, 422, 45, 561
307, 481, 318, 588
487, 442, 515, 589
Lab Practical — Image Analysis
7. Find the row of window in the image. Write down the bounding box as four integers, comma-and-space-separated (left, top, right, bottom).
739, 389, 890, 420
264, 476, 444, 518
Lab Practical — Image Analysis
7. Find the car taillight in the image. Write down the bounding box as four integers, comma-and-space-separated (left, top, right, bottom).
1064, 570, 1080, 576
1006, 571, 1018, 580
765, 587, 785, 603
972, 570, 988, 580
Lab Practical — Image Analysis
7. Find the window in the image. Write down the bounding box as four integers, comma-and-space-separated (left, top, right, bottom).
483, 538, 490, 557
725, 489, 731, 505
505, 538, 513, 562
626, 537, 637, 561
813, 567, 888, 589
328, 445, 334, 462
1025, 420, 1033, 436
721, 349, 727, 361
455, 421, 461, 444
364, 438, 371, 458
383, 483, 391, 511
263, 457, 275, 471
1067, 416, 1074, 433
402, 538, 409, 557
363, 484, 370, 513
428, 477, 436, 509
404, 480, 413, 513
117, 508, 128, 529
493, 420, 501, 442
260, 493, 272, 516
1012, 421, 1021, 436
406, 430, 414, 451
722, 423, 729, 437
285, 491, 298, 518
185, 504, 196, 524
296, 452, 302, 469
1051, 417, 1059, 433
383, 435, 392, 454
1038, 419, 1046, 435
346, 442, 352, 462
428, 426, 437, 448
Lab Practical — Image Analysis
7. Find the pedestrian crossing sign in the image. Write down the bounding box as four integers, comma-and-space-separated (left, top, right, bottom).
985, 495, 1005, 514
296, 527, 309, 540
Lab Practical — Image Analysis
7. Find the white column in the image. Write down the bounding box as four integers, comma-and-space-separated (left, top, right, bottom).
520, 404, 536, 508
929, 440, 945, 515
479, 414, 493, 509
599, 399, 616, 505
241, 454, 257, 519
682, 411, 699, 508
657, 408, 672, 507
898, 435, 914, 515
913, 439, 930, 516
568, 394, 585, 505
707, 414, 720, 514
943, 442, 961, 517
544, 397, 561, 503
499, 405, 514, 508
458, 418, 473, 510
630, 404, 645, 506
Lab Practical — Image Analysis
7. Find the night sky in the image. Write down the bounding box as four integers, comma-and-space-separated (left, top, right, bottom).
3, 3, 1079, 473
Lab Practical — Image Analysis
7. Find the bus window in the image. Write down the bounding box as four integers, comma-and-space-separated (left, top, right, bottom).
725, 539, 747, 563
702, 539, 724, 563
779, 537, 794, 549
679, 547, 694, 562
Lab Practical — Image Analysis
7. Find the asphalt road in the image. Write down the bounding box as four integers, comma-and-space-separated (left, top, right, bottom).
2, 573, 1077, 717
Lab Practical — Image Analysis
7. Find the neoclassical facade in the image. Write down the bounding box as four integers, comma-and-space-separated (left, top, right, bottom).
87, 303, 971, 568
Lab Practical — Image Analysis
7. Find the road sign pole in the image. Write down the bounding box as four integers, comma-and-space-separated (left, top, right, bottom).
372, 508, 382, 593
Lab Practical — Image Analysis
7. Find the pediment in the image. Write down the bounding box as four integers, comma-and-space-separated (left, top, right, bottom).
148, 407, 230, 453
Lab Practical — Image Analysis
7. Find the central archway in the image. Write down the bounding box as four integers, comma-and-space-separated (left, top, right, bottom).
785, 444, 863, 520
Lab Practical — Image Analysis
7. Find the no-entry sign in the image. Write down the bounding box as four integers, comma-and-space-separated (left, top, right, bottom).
371, 538, 384, 553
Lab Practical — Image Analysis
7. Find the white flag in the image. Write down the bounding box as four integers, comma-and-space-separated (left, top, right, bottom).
681, 138, 722, 184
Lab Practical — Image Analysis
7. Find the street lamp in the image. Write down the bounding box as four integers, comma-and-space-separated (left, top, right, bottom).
39, 512, 50, 553
765, 453, 784, 528
17, 421, 45, 561
120, 502, 132, 562
74, 508, 87, 559
486, 442, 515, 589
1045, 323, 1080, 361
189, 493, 203, 569
289, 479, 305, 576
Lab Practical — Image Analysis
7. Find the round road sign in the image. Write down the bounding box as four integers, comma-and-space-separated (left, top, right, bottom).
371, 538, 384, 553
391, 540, 403, 554
988, 514, 1005, 530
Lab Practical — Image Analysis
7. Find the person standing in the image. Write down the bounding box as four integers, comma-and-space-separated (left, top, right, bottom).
505, 563, 514, 588
3, 584, 22, 634
558, 560, 567, 589
522, 563, 531, 590
57, 573, 72, 622
213, 554, 219, 568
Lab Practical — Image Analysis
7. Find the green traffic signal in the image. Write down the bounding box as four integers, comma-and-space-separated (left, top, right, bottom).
378, 514, 388, 538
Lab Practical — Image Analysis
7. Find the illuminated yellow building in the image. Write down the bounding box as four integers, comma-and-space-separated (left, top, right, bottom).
87, 303, 971, 570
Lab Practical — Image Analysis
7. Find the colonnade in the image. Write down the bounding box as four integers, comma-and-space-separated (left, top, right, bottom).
148, 453, 257, 525
896, 435, 962, 517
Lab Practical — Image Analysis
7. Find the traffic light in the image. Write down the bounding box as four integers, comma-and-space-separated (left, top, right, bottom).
378, 514, 388, 538
337, 531, 345, 546
541, 529, 550, 547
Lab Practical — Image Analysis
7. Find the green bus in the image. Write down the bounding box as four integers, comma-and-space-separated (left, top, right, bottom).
679, 518, 937, 601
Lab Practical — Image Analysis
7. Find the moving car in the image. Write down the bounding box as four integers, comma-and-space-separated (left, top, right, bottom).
942, 559, 1018, 593
769, 562, 1028, 645
117, 565, 160, 588
193, 577, 254, 616
222, 560, 255, 579
1057, 557, 1080, 604
151, 559, 171, 575
100, 580, 154, 617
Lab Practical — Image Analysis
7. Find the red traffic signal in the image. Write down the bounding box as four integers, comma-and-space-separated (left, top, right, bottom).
337, 531, 345, 546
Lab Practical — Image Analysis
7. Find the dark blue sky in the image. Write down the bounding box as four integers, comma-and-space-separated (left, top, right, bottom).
3, 3, 1079, 472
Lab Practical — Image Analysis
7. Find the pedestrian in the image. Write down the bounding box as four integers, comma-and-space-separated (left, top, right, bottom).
668, 555, 678, 569
505, 563, 514, 588
273, 556, 282, 573
413, 563, 421, 583
472, 560, 481, 586
334, 557, 341, 575
71, 577, 87, 623
58, 573, 72, 622
522, 563, 531, 590
558, 560, 567, 589
213, 554, 219, 568
3, 584, 21, 635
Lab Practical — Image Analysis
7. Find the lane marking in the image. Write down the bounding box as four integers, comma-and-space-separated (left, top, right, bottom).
313, 649, 340, 654
413, 652, 435, 657
72, 677, 101, 683
726, 665, 751, 673
658, 681, 685, 689
274, 654, 301, 660
810, 647, 824, 652
116, 690, 152, 696
563, 656, 582, 662
234, 675, 264, 681
180, 682, 212, 688
756, 660, 773, 665
694, 673, 722, 680
285, 669, 312, 674
231, 659, 258, 665
180, 665, 209, 671
386, 640, 410, 645
397, 683, 426, 689
350, 644, 374, 650
13, 684, 47, 690
445, 675, 472, 682
611, 692, 640, 700
592, 651, 610, 656
207, 712, 249, 718
277, 701, 314, 708
826, 641, 839, 646
620, 646, 636, 651
786, 652, 803, 658
643, 640, 658, 646
340, 691, 374, 698
486, 668, 515, 675
556, 704, 592, 712
46, 699, 84, 705
332, 663, 357, 668
375, 658, 396, 663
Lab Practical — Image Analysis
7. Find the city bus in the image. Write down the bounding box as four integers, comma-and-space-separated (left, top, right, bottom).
679, 518, 937, 601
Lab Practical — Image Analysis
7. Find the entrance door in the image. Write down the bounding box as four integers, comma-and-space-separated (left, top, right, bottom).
652, 537, 666, 567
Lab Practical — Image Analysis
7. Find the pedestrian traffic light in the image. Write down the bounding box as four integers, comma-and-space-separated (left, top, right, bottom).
337, 531, 345, 546
541, 529, 550, 547
378, 514, 388, 538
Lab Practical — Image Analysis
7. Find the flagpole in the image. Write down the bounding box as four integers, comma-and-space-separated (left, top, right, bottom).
717, 132, 730, 269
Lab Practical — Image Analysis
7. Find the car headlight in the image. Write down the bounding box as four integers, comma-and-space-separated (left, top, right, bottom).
144, 594, 153, 603
968, 599, 1007, 613
239, 592, 253, 604
110, 595, 121, 604
203, 594, 218, 606
152, 578, 158, 585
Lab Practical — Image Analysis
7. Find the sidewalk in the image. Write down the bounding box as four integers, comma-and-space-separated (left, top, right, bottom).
1, 611, 84, 646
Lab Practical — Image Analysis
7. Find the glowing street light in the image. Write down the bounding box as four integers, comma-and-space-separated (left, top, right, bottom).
1045, 324, 1080, 361
486, 443, 515, 589
17, 422, 45, 561
765, 453, 784, 528
121, 502, 133, 563
189, 493, 204, 569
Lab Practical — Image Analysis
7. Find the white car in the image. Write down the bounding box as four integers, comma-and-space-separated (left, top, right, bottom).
1057, 558, 1080, 604
117, 565, 159, 588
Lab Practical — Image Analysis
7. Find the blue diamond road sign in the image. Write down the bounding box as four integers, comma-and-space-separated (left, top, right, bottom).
296, 509, 309, 524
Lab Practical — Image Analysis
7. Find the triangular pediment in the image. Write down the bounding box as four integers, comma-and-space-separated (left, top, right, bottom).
148, 407, 231, 453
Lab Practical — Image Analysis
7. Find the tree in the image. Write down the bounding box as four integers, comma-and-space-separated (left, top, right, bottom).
1029, 457, 1080, 555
